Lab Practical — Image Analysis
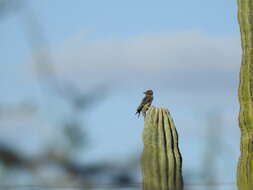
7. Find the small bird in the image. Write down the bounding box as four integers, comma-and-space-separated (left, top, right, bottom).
136, 90, 153, 117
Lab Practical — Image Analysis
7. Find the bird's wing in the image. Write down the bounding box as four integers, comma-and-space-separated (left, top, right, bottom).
136, 96, 152, 112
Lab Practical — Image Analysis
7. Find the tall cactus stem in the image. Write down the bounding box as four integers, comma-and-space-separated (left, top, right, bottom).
141, 107, 183, 190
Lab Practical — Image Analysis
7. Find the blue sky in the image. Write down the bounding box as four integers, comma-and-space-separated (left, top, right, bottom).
0, 0, 241, 183
28, 0, 238, 40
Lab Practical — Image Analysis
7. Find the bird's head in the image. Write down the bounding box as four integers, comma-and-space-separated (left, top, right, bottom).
143, 89, 153, 95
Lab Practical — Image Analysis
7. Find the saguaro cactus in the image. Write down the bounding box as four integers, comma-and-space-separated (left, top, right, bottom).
237, 0, 253, 189
141, 107, 183, 190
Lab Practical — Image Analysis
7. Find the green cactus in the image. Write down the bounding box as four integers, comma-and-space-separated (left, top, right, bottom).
141, 107, 183, 190
237, 0, 253, 189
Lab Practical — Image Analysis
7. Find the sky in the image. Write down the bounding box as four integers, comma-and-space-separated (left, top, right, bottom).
0, 0, 242, 183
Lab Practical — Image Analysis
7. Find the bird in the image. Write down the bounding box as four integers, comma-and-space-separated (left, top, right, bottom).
136, 90, 153, 118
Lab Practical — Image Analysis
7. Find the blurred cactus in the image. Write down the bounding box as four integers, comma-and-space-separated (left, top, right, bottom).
0, 0, 20, 18
141, 107, 183, 190
237, 0, 253, 190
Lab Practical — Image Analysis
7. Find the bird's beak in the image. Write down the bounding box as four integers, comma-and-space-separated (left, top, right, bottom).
143, 92, 146, 94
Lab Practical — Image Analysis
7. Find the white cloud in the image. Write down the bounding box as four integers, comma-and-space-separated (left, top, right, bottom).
41, 31, 241, 91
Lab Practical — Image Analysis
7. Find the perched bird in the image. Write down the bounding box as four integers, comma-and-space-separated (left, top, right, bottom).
136, 90, 153, 117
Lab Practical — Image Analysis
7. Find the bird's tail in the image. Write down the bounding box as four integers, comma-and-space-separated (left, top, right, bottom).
135, 111, 140, 118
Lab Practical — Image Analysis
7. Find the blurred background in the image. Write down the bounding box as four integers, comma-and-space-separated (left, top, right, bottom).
0, 0, 241, 189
